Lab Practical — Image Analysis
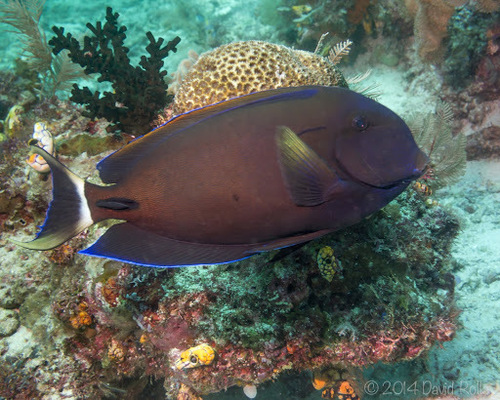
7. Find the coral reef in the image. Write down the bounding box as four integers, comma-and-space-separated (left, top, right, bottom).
443, 4, 500, 88
407, 0, 500, 62
172, 40, 348, 114
0, 4, 477, 398
0, 308, 20, 337
0, 88, 462, 397
0, 68, 39, 140
0, 179, 460, 398
277, 0, 376, 50
408, 0, 466, 61
49, 7, 181, 134
276, 0, 414, 65
473, 22, 500, 100
439, 17, 500, 163
466, 126, 500, 159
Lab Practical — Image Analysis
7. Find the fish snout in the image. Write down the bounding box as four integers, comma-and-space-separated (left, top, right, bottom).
411, 150, 430, 179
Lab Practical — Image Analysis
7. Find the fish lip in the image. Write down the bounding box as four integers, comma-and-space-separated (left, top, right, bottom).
333, 155, 427, 190
378, 161, 429, 189
375, 177, 414, 190
358, 177, 409, 190
414, 152, 430, 179
364, 167, 427, 190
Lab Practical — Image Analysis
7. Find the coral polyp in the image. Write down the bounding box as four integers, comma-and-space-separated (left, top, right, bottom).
69, 302, 93, 330
172, 40, 348, 114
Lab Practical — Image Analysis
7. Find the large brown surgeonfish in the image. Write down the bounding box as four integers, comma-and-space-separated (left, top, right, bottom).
13, 86, 428, 267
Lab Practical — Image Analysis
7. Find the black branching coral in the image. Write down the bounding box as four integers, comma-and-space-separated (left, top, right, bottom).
49, 7, 181, 134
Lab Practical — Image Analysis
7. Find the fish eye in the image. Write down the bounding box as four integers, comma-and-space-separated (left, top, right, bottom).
352, 115, 369, 131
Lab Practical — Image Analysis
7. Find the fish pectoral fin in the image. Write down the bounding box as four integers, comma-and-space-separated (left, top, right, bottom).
276, 126, 342, 206
80, 223, 258, 267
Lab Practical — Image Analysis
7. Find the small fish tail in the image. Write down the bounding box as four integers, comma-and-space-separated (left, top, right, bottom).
11, 146, 94, 250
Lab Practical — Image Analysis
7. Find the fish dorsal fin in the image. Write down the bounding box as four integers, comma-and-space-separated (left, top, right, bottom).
276, 126, 343, 206
97, 87, 320, 184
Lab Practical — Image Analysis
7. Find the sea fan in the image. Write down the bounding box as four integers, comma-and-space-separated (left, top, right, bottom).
346, 70, 382, 100
0, 0, 52, 72
0, 0, 87, 98
408, 102, 466, 188
41, 50, 88, 98
328, 39, 353, 66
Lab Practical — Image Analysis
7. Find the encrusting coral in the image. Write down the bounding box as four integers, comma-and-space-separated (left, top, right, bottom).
49, 7, 181, 134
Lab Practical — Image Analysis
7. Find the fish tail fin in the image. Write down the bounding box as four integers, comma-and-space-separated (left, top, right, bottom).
10, 146, 94, 250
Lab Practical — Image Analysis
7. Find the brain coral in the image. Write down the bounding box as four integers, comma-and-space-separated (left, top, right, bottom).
172, 41, 348, 114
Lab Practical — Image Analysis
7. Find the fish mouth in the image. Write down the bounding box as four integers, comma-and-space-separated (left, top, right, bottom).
414, 149, 430, 177
373, 176, 417, 190
375, 155, 429, 189
334, 150, 429, 190
353, 176, 414, 190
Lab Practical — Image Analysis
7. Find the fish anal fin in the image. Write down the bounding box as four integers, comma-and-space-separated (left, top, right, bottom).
81, 224, 333, 268
80, 223, 258, 267
276, 126, 342, 206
